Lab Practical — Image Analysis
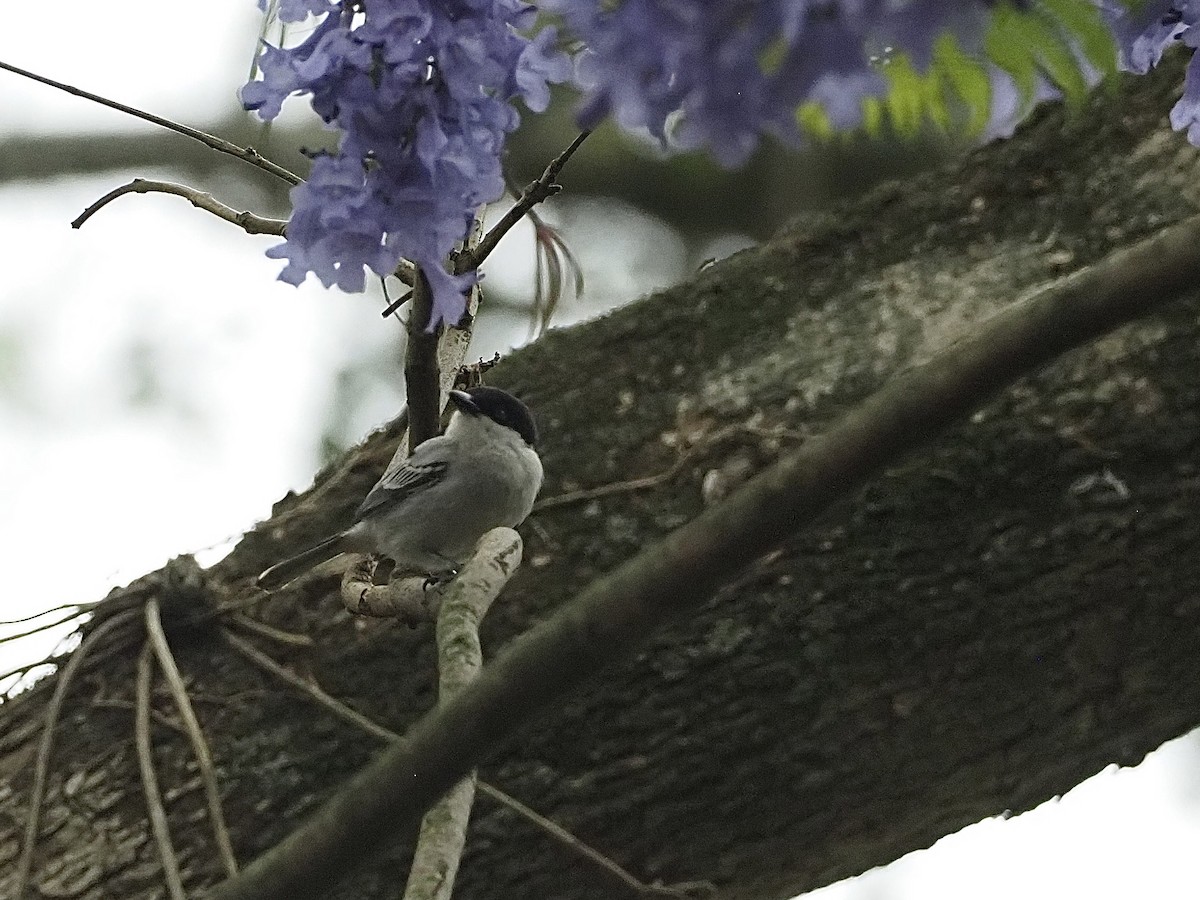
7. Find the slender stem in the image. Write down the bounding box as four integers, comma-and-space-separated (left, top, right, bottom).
404, 269, 442, 450
0, 59, 302, 186
145, 599, 239, 878
0, 602, 94, 628
14, 611, 137, 898
0, 608, 88, 645
221, 623, 672, 897
72, 178, 287, 235
135, 643, 188, 900
402, 529, 520, 900
222, 628, 395, 742
225, 612, 314, 648
458, 131, 590, 274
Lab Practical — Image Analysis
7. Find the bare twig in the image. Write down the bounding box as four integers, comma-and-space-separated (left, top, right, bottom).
225, 612, 313, 648
221, 621, 672, 897
72, 178, 287, 234
473, 784, 709, 899
89, 696, 189, 736
0, 602, 95, 628
535, 457, 690, 511
534, 425, 804, 511
14, 610, 137, 898
459, 131, 590, 273
0, 608, 89, 645
135, 643, 188, 900
381, 288, 414, 319
405, 269, 443, 450
0, 59, 302, 186
221, 628, 393, 742
145, 599, 239, 878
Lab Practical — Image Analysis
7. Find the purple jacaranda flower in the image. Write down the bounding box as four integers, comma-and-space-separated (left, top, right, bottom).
243, 0, 570, 327
544, 0, 1057, 168
1098, 2, 1200, 151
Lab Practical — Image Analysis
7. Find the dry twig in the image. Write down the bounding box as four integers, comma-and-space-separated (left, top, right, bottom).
0, 59, 302, 185
220, 611, 677, 898
72, 179, 287, 234
225, 612, 313, 648
0, 608, 89, 645
0, 602, 95, 628
404, 270, 443, 449
458, 131, 591, 273
534, 424, 804, 511
145, 598, 239, 878
135, 643, 188, 900
14, 610, 137, 898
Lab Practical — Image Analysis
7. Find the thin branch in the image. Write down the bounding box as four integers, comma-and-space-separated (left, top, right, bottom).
145, 598, 239, 878
404, 269, 443, 450
0, 608, 89, 645
209, 210, 1200, 900
225, 612, 314, 648
533, 425, 804, 511
221, 621, 673, 897
536, 457, 690, 511
473, 784, 709, 899
135, 643, 188, 900
89, 696, 189, 736
0, 602, 94, 628
14, 610, 137, 899
0, 59, 302, 186
381, 288, 414, 319
458, 131, 590, 273
221, 628, 393, 742
402, 529, 521, 900
72, 178, 287, 234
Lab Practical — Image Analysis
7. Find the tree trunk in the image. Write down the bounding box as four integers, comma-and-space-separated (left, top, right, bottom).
3, 56, 1200, 900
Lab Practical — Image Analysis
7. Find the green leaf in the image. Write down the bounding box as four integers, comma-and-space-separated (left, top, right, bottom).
861, 95, 885, 139
1040, 0, 1119, 83
796, 101, 834, 140
986, 1, 1107, 112
932, 33, 993, 136
985, 4, 1041, 109
884, 55, 935, 136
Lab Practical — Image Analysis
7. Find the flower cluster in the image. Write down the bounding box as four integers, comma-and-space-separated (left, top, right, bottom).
242, 0, 570, 327
542, 0, 1027, 167
1102, 2, 1200, 144
243, 1, 1200, 313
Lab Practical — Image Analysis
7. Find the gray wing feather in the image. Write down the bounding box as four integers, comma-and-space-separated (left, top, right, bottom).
355, 438, 451, 521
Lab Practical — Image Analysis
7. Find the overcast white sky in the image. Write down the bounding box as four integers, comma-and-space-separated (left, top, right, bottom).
1, 4, 1198, 898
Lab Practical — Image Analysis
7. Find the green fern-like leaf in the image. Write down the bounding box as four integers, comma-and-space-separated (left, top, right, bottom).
932, 33, 993, 136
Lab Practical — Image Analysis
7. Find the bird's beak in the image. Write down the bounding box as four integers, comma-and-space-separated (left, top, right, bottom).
448, 390, 479, 415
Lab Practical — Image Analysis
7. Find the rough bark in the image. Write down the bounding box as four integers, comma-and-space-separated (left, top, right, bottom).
3, 56, 1200, 900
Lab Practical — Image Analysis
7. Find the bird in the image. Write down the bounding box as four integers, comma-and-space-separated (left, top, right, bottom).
257, 386, 543, 590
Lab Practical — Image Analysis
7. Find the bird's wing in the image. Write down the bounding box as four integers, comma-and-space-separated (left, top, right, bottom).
355, 438, 451, 521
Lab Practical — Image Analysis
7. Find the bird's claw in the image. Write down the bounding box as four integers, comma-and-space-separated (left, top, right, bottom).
423, 569, 458, 591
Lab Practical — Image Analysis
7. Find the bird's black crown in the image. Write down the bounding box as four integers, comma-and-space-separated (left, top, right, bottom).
452, 386, 538, 446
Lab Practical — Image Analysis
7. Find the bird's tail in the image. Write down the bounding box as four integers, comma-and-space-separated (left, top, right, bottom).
257, 534, 351, 590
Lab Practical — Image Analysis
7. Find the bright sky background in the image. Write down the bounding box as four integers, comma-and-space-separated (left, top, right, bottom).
1, 4, 1198, 898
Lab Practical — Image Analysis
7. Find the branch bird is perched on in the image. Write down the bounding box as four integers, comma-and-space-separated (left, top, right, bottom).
258, 387, 543, 590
